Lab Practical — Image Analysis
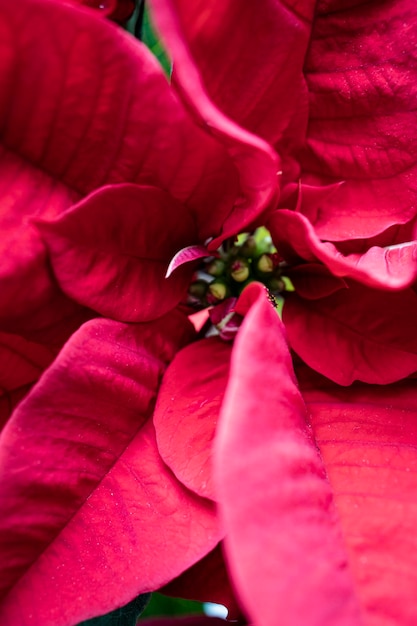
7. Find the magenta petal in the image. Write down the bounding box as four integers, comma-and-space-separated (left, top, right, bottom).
0, 149, 82, 331
37, 184, 197, 321
0, 0, 214, 327
300, 368, 417, 625
301, 1, 417, 238
283, 284, 417, 385
154, 337, 232, 500
0, 146, 92, 341
214, 288, 361, 626
269, 210, 417, 289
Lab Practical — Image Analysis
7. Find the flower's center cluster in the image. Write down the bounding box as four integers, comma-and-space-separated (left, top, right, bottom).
187, 228, 293, 338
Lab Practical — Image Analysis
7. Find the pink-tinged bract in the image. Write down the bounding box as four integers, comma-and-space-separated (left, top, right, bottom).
2, 0, 417, 624
300, 0, 417, 240
149, 0, 314, 186
152, 280, 417, 625
148, 0, 281, 249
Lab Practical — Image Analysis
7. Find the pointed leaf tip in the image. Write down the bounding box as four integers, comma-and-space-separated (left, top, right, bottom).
166, 245, 209, 278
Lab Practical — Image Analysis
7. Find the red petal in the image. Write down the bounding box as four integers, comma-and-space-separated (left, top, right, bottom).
269, 210, 417, 290
300, 367, 417, 625
214, 286, 361, 625
300, 1, 417, 238
38, 184, 197, 321
149, 0, 315, 187
0, 314, 222, 624
283, 284, 417, 385
154, 337, 232, 500
149, 0, 281, 243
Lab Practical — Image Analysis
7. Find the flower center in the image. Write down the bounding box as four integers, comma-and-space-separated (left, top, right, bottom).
187, 228, 293, 339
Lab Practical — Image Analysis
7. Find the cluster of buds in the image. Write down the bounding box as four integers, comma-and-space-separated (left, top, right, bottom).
188, 229, 290, 309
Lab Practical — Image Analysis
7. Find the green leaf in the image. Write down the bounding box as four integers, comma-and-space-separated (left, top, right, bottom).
141, 7, 172, 76
126, 3, 171, 76
77, 593, 151, 626
139, 593, 204, 619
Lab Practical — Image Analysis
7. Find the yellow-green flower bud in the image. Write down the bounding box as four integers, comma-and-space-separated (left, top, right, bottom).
256, 253, 274, 274
207, 279, 230, 303
206, 258, 226, 277
230, 258, 250, 282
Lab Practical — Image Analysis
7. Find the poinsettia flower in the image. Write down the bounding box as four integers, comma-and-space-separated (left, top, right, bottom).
2, 1, 417, 626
